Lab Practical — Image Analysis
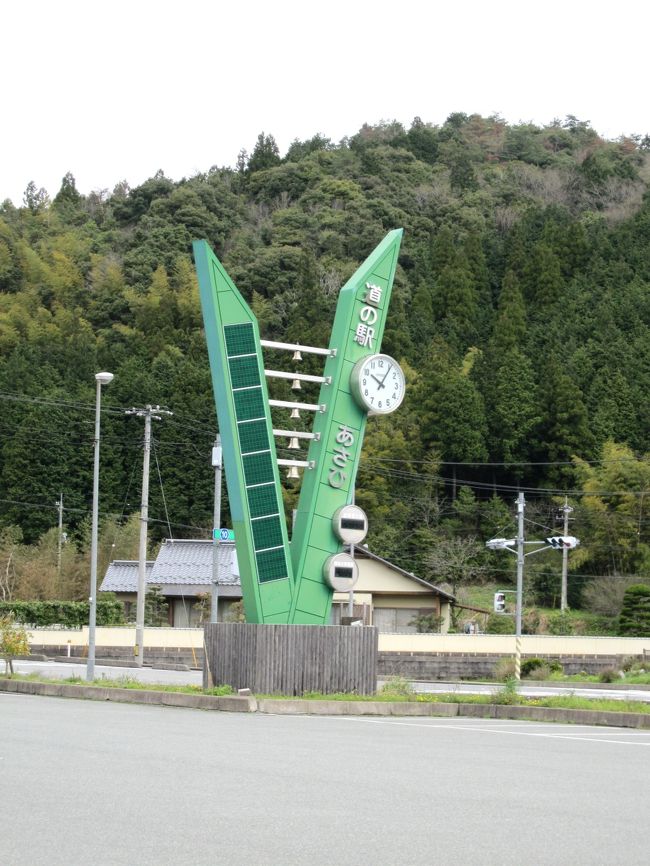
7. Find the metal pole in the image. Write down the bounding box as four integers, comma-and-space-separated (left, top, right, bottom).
87, 372, 113, 680
515, 491, 525, 681
87, 381, 102, 681
56, 493, 63, 583
135, 408, 152, 666
347, 490, 355, 619
560, 498, 573, 612
211, 435, 222, 623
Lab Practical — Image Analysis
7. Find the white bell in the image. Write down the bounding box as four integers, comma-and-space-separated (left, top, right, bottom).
286, 465, 300, 479
290, 408, 300, 419
292, 350, 303, 362
289, 437, 300, 450
291, 378, 302, 391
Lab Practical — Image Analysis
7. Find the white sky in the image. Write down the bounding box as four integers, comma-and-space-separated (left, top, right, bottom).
2, 0, 648, 205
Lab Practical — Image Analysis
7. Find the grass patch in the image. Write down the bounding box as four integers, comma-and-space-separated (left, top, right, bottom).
7, 672, 234, 696
3, 674, 649, 715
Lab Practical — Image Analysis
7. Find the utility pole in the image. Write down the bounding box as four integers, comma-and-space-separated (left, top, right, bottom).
211, 435, 222, 623
127, 405, 172, 666
56, 493, 64, 582
486, 495, 579, 682
515, 492, 525, 681
560, 498, 574, 612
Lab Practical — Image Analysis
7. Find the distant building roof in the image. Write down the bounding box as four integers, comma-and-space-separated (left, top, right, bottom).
151, 539, 239, 586
100, 539, 454, 603
99, 540, 239, 594
100, 560, 154, 593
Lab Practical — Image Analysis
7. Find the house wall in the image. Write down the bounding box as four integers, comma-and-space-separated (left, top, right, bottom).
356, 559, 440, 595
378, 633, 650, 656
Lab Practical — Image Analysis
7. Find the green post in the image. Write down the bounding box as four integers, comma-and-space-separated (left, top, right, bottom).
193, 242, 293, 624
288, 229, 403, 623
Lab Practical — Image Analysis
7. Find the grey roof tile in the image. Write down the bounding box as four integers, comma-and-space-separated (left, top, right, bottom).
100, 540, 240, 594
100, 561, 154, 593
150, 539, 239, 586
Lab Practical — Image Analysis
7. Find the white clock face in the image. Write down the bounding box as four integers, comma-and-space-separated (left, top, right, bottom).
351, 354, 405, 414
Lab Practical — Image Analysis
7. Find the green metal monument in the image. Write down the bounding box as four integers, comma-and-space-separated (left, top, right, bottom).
193, 229, 403, 626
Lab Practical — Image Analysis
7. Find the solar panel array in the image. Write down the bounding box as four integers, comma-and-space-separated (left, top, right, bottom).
225, 323, 290, 584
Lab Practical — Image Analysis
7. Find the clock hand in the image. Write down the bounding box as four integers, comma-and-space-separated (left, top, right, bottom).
370, 374, 384, 387
379, 363, 392, 386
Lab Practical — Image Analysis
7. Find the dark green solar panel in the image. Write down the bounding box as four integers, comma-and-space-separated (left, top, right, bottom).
225, 322, 256, 357
256, 547, 290, 582
234, 387, 265, 421
252, 515, 283, 551
238, 419, 270, 454
229, 355, 261, 389
247, 483, 278, 519
243, 451, 274, 486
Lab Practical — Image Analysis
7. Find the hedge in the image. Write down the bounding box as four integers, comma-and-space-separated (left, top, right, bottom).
0, 598, 124, 628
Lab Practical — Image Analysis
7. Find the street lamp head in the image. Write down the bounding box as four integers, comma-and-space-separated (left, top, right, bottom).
95, 371, 114, 386
486, 537, 516, 550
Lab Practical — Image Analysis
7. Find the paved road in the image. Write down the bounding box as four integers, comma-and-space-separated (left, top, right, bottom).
10, 658, 204, 686
2, 692, 649, 866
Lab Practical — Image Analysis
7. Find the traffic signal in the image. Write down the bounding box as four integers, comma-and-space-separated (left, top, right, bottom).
494, 591, 506, 613
546, 536, 579, 549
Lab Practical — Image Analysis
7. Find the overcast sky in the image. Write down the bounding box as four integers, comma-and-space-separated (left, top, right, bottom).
2, 0, 648, 205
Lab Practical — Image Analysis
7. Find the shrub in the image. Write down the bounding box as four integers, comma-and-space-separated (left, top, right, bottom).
547, 612, 574, 636
380, 676, 415, 698
549, 660, 564, 674
0, 615, 30, 675
409, 612, 443, 633
520, 657, 545, 678
0, 598, 124, 627
621, 655, 641, 672
599, 667, 621, 683
493, 657, 516, 681
492, 677, 520, 705
522, 608, 546, 634
144, 585, 168, 627
618, 584, 650, 636
531, 664, 552, 680
486, 613, 515, 634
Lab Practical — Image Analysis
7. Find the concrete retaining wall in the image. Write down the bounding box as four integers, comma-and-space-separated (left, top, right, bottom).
378, 652, 646, 679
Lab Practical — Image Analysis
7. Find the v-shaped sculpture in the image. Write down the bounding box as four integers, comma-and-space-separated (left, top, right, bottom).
193, 229, 403, 624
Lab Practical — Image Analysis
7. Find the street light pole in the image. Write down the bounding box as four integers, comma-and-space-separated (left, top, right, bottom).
87, 371, 113, 681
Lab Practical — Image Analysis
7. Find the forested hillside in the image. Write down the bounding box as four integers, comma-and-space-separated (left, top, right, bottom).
1, 113, 650, 623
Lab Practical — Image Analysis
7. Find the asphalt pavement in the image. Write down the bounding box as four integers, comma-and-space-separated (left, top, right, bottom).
2, 691, 649, 866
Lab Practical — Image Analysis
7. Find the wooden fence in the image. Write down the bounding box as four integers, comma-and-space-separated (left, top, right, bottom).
203, 623, 378, 695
